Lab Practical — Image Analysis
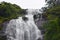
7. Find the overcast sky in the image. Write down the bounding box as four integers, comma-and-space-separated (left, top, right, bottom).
0, 0, 46, 9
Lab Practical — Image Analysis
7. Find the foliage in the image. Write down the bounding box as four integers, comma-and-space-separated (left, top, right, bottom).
0, 1, 24, 24
44, 19, 60, 40
43, 0, 60, 40
44, 6, 60, 40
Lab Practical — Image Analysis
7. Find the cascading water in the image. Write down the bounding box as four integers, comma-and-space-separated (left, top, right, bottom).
5, 9, 43, 40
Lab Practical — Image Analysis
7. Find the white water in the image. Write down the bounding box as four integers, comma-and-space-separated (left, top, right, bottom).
5, 10, 43, 40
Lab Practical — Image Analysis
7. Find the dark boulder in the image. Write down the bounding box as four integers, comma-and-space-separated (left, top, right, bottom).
22, 17, 28, 21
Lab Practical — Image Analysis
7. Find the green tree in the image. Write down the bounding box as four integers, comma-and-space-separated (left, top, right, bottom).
43, 0, 60, 40
0, 1, 24, 23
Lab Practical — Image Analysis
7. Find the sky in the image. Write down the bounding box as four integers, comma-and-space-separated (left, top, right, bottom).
0, 0, 46, 9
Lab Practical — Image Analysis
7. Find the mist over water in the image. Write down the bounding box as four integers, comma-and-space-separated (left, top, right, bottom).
5, 9, 43, 40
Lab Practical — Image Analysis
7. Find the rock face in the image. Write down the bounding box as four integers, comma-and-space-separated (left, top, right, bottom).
0, 21, 9, 40
34, 14, 46, 40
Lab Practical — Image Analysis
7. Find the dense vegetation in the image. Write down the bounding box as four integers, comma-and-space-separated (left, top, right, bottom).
43, 0, 60, 40
0, 2, 26, 24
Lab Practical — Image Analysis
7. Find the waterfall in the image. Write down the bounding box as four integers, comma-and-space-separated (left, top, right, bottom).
5, 9, 43, 40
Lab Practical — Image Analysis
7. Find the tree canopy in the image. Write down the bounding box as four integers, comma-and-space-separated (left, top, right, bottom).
42, 0, 60, 40
0, 2, 25, 23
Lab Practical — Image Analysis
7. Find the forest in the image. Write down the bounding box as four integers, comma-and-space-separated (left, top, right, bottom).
43, 0, 60, 40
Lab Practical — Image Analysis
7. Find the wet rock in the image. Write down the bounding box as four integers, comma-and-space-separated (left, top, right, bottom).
37, 38, 41, 40
0, 35, 7, 40
22, 17, 28, 21
41, 30, 45, 35
0, 21, 9, 40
